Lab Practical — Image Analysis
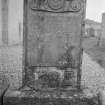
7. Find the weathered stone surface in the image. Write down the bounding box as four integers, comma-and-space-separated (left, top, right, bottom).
0, 45, 22, 89
0, 73, 9, 96
24, 0, 86, 90
27, 13, 82, 67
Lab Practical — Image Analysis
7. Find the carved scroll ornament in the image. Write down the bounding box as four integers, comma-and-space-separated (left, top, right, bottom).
31, 0, 82, 12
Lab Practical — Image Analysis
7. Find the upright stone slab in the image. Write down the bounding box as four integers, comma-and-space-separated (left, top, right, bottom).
100, 13, 105, 47
23, 0, 86, 92
1, 0, 8, 45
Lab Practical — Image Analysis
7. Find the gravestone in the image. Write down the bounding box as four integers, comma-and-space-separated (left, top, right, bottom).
23, 0, 86, 93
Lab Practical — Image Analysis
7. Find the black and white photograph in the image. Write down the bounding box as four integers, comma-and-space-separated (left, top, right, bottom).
0, 0, 105, 105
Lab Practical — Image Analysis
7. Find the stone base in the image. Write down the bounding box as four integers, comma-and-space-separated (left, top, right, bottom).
3, 89, 98, 105
3, 96, 98, 105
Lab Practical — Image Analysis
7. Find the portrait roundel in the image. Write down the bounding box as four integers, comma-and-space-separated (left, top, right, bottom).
70, 0, 81, 11
47, 0, 65, 10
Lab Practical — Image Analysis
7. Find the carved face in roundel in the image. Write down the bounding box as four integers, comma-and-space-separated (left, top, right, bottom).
71, 0, 81, 11
47, 0, 65, 10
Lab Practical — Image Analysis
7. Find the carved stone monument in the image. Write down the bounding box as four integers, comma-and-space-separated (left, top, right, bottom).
23, 0, 86, 94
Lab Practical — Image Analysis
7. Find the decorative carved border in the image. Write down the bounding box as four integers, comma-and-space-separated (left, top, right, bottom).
31, 0, 82, 13
47, 0, 65, 10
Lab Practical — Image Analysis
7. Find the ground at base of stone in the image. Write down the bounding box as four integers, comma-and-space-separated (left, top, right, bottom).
3, 96, 98, 105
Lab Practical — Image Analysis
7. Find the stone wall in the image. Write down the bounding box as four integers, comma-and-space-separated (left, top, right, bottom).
85, 19, 101, 38
8, 0, 23, 45
0, 45, 23, 89
0, 0, 23, 46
